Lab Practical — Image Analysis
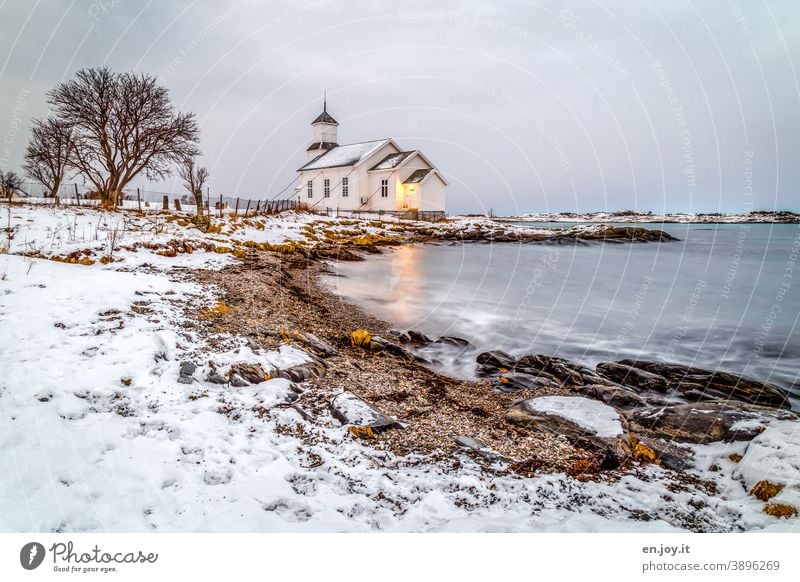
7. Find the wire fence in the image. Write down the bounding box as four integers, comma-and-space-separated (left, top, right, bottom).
4, 182, 300, 217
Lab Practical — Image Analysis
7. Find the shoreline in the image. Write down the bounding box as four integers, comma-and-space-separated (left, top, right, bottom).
185, 234, 796, 473
3, 202, 799, 531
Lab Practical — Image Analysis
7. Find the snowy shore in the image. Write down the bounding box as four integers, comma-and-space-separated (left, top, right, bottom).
494, 210, 800, 224
1, 202, 798, 532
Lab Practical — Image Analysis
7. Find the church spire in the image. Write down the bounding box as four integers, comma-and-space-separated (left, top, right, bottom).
312, 92, 338, 126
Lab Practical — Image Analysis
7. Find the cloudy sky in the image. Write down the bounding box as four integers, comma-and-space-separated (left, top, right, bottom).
1, 0, 798, 214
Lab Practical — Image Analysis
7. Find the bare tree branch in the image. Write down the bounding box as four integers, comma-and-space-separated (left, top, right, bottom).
179, 157, 209, 222
0, 171, 24, 201
23, 117, 75, 199
46, 67, 200, 207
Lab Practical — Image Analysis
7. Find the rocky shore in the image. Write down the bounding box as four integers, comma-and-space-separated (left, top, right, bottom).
4, 203, 798, 530
187, 231, 799, 524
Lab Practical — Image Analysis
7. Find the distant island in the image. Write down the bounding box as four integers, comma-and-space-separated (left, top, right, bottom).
493, 210, 800, 224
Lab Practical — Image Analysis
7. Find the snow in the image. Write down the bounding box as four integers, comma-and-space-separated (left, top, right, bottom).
523, 396, 624, 438
734, 421, 800, 509
299, 139, 391, 170
369, 151, 414, 170
2, 203, 800, 533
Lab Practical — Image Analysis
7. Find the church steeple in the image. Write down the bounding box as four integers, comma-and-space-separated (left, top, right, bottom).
308, 93, 339, 159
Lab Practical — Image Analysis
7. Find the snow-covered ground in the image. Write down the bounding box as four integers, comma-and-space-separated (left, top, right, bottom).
1, 203, 798, 532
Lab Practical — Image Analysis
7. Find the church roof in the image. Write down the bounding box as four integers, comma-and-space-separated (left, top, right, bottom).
368, 151, 416, 171
312, 110, 338, 125
298, 139, 392, 171
402, 169, 432, 184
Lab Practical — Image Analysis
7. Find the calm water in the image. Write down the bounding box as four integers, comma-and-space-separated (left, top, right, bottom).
323, 223, 800, 404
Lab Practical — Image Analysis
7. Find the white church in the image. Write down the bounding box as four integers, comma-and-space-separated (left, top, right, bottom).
296, 100, 447, 218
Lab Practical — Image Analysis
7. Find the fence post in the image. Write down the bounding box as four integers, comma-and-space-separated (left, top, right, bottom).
255, 200, 261, 214
234, 197, 240, 217
219, 194, 222, 218
75, 184, 80, 206
244, 200, 251, 217
162, 195, 169, 211
137, 188, 142, 212
174, 199, 182, 212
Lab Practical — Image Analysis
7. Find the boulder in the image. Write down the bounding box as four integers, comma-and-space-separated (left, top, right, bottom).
625, 401, 798, 444
617, 360, 791, 409
369, 336, 427, 362
388, 329, 431, 345
476, 350, 517, 375
514, 354, 598, 386
506, 395, 630, 469
293, 331, 338, 357
630, 435, 695, 470
330, 392, 403, 432
206, 370, 228, 385
229, 363, 267, 386
572, 383, 650, 409
178, 361, 196, 384
407, 330, 432, 345
596, 362, 669, 393
493, 371, 560, 392
274, 360, 326, 383
435, 335, 471, 348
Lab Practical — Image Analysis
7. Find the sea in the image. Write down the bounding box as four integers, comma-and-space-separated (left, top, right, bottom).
323, 222, 800, 406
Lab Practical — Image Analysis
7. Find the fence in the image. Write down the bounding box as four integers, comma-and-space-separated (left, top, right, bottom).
5, 182, 299, 217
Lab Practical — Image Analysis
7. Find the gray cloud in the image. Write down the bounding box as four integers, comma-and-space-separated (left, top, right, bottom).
1, 0, 798, 214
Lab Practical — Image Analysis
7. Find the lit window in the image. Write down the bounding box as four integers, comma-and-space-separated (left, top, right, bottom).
342, 177, 348, 197
381, 179, 388, 197
324, 179, 330, 198
307, 180, 313, 198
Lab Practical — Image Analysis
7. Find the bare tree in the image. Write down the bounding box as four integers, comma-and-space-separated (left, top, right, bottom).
179, 157, 209, 222
23, 117, 74, 199
46, 67, 200, 207
0, 171, 24, 201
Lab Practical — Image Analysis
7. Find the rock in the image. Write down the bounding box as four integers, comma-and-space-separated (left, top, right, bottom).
435, 335, 471, 348
617, 360, 791, 409
596, 362, 669, 393
293, 331, 338, 357
454, 435, 502, 460
245, 337, 262, 353
178, 361, 197, 384
274, 360, 327, 383
572, 383, 650, 409
228, 362, 268, 385
493, 371, 560, 392
388, 329, 431, 345
330, 392, 403, 432
388, 329, 412, 344
206, 370, 228, 385
407, 330, 432, 344
506, 395, 630, 469
369, 336, 426, 362
514, 354, 595, 386
476, 350, 517, 375
625, 401, 798, 444
631, 435, 695, 470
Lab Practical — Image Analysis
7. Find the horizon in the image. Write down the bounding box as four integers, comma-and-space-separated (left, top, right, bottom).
1, 1, 798, 215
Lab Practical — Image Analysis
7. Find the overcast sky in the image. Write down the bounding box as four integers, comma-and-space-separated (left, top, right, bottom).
1, 0, 798, 214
